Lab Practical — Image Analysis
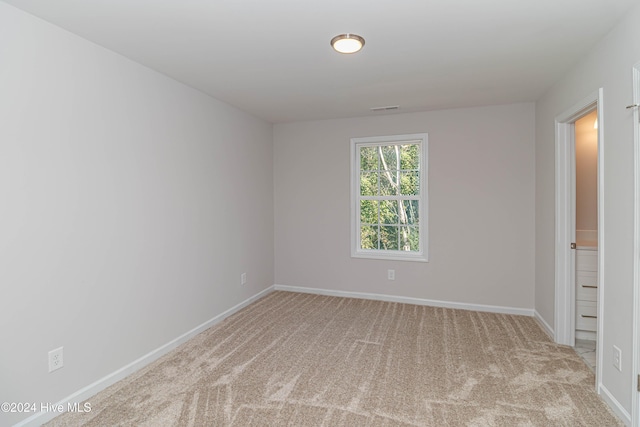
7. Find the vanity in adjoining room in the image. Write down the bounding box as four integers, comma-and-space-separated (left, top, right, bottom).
575, 231, 597, 342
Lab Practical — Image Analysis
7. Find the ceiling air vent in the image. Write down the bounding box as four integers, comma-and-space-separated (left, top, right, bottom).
370, 105, 400, 112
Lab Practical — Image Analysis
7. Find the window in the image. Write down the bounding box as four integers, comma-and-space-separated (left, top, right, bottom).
351, 133, 428, 262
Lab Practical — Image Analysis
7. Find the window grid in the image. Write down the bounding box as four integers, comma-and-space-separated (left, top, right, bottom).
354, 139, 424, 256
351, 133, 428, 262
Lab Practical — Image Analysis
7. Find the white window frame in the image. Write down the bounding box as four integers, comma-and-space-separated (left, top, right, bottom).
350, 133, 428, 262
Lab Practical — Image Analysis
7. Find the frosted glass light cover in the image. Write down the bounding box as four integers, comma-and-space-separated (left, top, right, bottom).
331, 34, 365, 54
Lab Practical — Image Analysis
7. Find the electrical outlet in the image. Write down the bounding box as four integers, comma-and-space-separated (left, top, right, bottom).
48, 347, 64, 372
241, 273, 247, 285
387, 269, 395, 280
613, 345, 622, 372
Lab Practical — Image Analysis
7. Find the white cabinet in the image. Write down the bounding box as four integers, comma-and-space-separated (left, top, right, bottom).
576, 250, 597, 272
576, 248, 597, 337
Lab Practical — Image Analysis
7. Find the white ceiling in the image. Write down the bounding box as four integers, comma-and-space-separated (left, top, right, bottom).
3, 0, 636, 123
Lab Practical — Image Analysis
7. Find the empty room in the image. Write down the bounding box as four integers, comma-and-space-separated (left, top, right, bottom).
2, 0, 640, 425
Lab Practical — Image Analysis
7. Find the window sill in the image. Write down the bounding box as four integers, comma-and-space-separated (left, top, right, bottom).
351, 251, 428, 262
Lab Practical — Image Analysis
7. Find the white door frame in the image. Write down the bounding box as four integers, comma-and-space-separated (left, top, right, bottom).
632, 61, 640, 427
555, 89, 604, 387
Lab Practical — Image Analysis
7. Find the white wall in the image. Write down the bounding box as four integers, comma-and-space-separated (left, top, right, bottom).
7, 0, 638, 422
535, 2, 640, 418
274, 103, 535, 310
0, 4, 273, 425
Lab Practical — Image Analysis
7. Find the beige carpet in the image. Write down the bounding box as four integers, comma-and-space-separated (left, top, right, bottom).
46, 291, 623, 426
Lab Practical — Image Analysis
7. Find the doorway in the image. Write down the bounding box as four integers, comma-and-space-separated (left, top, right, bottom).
555, 89, 603, 390
573, 109, 599, 371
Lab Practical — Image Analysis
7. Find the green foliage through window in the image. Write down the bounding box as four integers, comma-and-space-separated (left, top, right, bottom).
358, 143, 421, 252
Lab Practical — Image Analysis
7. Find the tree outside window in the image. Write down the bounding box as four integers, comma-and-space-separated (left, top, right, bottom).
351, 134, 428, 262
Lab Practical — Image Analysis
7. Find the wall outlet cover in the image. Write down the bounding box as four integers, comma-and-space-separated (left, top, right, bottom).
48, 347, 64, 372
612, 345, 622, 372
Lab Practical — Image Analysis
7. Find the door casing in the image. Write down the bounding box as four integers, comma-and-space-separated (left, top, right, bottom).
554, 89, 603, 392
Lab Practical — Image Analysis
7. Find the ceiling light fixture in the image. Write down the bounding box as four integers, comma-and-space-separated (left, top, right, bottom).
331, 33, 365, 54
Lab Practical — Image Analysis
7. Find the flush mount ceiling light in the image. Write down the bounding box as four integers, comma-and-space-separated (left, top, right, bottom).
331, 33, 365, 54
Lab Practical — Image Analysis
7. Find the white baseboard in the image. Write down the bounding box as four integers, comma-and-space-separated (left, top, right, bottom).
274, 286, 632, 425
273, 284, 534, 317
598, 384, 631, 426
19, 284, 622, 426
534, 310, 555, 339
13, 286, 274, 427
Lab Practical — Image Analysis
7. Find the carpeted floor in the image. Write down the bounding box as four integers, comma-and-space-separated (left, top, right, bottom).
46, 291, 623, 426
